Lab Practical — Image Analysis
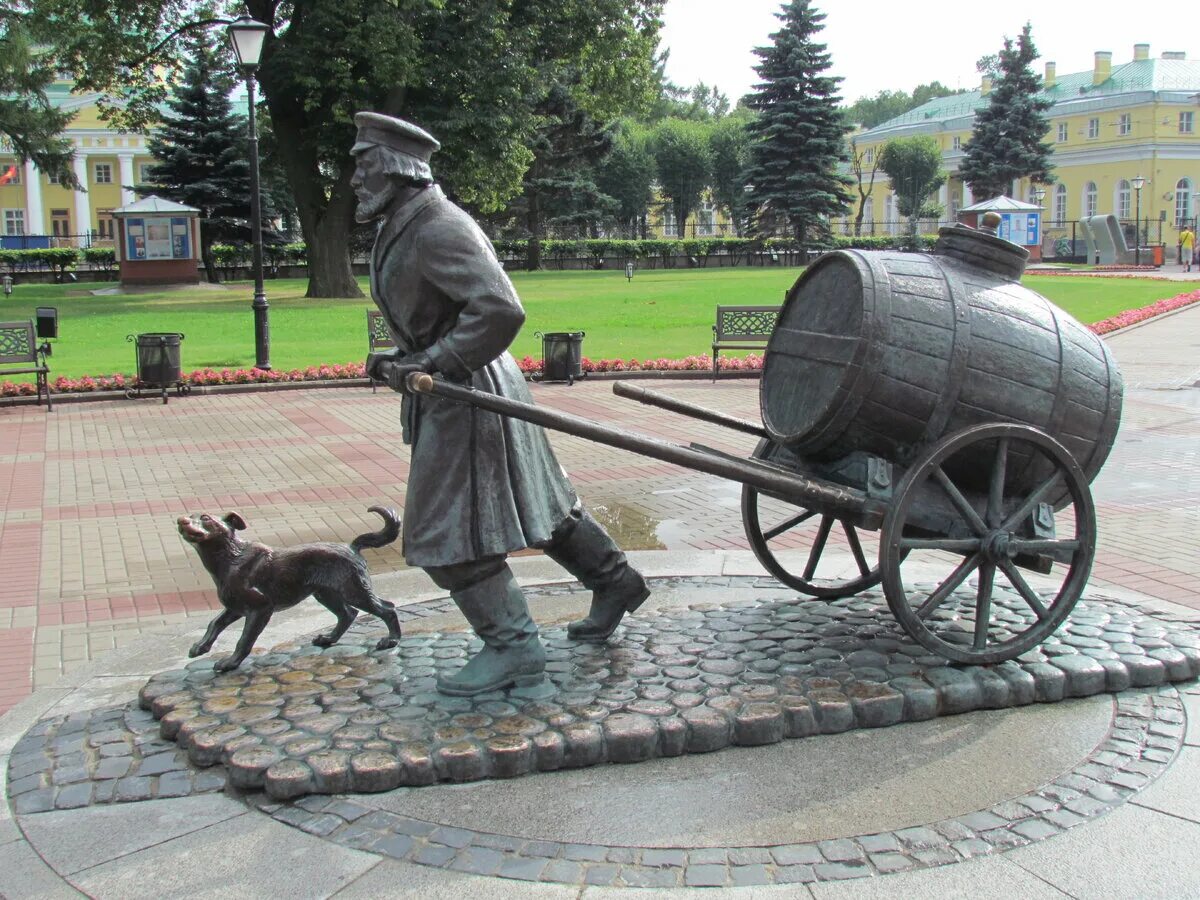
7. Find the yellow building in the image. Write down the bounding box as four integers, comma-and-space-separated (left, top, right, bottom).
846, 43, 1200, 255
0, 81, 157, 247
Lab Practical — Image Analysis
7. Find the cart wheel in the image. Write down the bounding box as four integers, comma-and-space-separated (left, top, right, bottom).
742, 439, 884, 599
880, 423, 1096, 664
124, 388, 136, 400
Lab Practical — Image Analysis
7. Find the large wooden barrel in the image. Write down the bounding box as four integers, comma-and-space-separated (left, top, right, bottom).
761, 225, 1123, 488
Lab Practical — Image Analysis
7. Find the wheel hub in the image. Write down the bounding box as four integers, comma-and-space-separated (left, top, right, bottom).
981, 529, 1014, 563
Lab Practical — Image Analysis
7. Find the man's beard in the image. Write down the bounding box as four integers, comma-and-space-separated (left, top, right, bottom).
355, 189, 394, 223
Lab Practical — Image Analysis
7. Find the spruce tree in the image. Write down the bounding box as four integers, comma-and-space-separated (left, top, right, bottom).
139, 34, 252, 283
743, 0, 852, 246
959, 23, 1054, 200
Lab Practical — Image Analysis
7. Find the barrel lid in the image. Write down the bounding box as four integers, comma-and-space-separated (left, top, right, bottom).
934, 212, 1029, 280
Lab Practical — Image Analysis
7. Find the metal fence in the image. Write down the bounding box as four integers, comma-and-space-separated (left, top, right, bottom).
0, 233, 114, 251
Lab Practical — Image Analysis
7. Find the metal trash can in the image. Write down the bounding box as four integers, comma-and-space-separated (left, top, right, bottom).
126, 332, 189, 404
533, 331, 585, 385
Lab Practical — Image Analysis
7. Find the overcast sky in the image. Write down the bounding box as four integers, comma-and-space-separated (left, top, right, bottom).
660, 1, 1194, 104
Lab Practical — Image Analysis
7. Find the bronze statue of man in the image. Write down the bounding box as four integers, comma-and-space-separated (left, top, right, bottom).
352, 112, 649, 696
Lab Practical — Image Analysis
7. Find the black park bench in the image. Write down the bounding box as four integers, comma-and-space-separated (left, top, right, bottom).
711, 305, 779, 380
0, 320, 52, 410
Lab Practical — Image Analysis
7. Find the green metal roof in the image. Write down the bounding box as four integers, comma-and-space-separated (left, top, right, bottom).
862, 57, 1200, 135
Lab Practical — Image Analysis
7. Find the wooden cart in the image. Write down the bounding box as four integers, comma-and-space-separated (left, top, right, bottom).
409, 218, 1124, 666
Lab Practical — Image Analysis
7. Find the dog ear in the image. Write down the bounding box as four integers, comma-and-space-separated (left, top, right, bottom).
224, 512, 247, 531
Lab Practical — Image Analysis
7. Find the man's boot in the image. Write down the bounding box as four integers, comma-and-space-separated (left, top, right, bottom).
437, 565, 547, 696
544, 509, 650, 643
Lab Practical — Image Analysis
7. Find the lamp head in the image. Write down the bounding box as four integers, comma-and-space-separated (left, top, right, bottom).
227, 16, 270, 69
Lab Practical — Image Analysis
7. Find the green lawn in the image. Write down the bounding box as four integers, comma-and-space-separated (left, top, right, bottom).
0, 267, 1184, 380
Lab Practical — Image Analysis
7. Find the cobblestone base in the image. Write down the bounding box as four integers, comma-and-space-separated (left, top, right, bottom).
123, 577, 1200, 799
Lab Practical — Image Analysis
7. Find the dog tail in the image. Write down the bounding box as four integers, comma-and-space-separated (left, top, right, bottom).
351, 506, 401, 554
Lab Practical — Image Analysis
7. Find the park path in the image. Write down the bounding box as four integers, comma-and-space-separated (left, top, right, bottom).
0, 303, 1197, 714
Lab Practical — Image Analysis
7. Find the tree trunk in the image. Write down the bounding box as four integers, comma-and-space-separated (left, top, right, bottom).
258, 62, 362, 299
525, 182, 542, 271
199, 229, 219, 284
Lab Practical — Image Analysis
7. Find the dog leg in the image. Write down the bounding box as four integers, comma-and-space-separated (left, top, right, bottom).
369, 595, 403, 651
190, 609, 242, 658
215, 608, 271, 673
312, 594, 358, 648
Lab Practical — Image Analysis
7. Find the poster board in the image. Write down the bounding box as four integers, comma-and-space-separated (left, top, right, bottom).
997, 211, 1040, 247
125, 216, 192, 261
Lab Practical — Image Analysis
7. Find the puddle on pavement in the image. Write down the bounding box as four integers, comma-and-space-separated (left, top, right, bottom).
589, 502, 666, 551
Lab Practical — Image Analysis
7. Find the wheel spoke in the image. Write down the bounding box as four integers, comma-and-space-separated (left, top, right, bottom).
974, 561, 996, 650
802, 515, 835, 581
1009, 538, 1080, 562
932, 467, 988, 536
997, 559, 1050, 621
843, 524, 871, 576
1001, 471, 1064, 533
763, 509, 818, 541
988, 439, 1009, 527
916, 552, 981, 619
900, 537, 982, 553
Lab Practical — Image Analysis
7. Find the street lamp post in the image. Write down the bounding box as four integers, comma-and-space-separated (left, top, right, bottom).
228, 16, 271, 370
1131, 175, 1145, 267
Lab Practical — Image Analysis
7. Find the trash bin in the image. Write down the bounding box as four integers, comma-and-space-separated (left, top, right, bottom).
534, 331, 585, 385
126, 332, 189, 404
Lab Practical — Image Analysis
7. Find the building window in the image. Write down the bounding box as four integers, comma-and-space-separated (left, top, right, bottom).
698, 201, 715, 236
1181, 111, 1195, 134
138, 163, 155, 183
1057, 123, 1068, 143
94, 163, 112, 184
863, 197, 874, 233
662, 209, 677, 238
47, 170, 61, 185
1087, 118, 1100, 139
1054, 184, 1067, 225
95, 209, 115, 242
0, 163, 20, 185
2, 209, 25, 235
1116, 180, 1131, 219
1175, 178, 1193, 225
1118, 113, 1132, 136
952, 136, 961, 151
1083, 182, 1098, 218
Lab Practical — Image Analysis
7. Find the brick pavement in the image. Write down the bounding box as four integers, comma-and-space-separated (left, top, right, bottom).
0, 304, 1197, 715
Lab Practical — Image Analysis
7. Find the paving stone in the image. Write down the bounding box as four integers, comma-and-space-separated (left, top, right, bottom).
815, 860, 871, 880
155, 771, 195, 798
449, 846, 505, 876
818, 838, 864, 861
1012, 818, 1061, 840
412, 843, 457, 867
619, 865, 678, 888
684, 864, 728, 887
541, 859, 584, 883
859, 832, 903, 852
776, 864, 817, 884
727, 847, 773, 865
640, 848, 687, 868
772, 843, 823, 865
730, 863, 772, 885
53, 783, 92, 809
870, 852, 915, 874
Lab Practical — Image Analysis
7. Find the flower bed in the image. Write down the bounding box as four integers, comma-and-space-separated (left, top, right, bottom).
1088, 288, 1200, 334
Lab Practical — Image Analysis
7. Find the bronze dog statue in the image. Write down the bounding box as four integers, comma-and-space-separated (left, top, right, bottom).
178, 506, 404, 672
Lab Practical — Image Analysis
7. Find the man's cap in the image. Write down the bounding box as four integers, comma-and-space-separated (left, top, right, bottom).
352, 112, 441, 160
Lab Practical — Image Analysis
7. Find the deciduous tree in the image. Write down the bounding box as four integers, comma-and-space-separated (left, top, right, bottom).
651, 117, 712, 236
31, 0, 664, 296
877, 135, 945, 248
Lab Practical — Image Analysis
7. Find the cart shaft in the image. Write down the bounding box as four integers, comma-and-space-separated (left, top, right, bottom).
612, 381, 768, 438
406, 373, 884, 526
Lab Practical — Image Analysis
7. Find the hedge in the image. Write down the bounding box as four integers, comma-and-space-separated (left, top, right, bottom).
0, 247, 80, 277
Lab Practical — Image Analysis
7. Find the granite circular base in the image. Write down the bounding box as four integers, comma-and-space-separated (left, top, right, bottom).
133, 577, 1200, 798
7, 576, 1197, 889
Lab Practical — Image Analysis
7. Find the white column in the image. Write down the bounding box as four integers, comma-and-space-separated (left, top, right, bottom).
118, 153, 135, 206
72, 154, 90, 246
963, 182, 974, 206
23, 160, 44, 235
938, 184, 948, 225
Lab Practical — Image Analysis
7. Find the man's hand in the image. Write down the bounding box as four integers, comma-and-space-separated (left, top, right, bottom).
382, 352, 435, 394
366, 347, 401, 382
